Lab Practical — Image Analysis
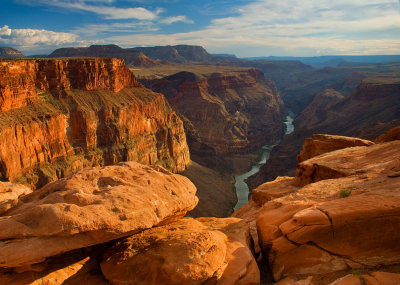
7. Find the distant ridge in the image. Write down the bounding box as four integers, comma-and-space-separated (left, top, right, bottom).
48, 44, 158, 67
0, 47, 24, 58
245, 55, 400, 68
135, 45, 215, 63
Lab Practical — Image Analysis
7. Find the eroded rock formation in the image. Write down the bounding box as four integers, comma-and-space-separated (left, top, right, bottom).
0, 58, 190, 188
141, 69, 284, 159
0, 162, 198, 268
0, 161, 259, 284
249, 78, 400, 188
101, 217, 259, 285
234, 129, 400, 282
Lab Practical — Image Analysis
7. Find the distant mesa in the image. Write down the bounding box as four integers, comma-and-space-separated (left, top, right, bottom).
49, 44, 159, 67
135, 44, 215, 63
0, 47, 24, 59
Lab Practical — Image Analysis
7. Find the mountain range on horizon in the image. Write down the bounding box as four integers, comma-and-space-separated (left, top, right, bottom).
2, 44, 400, 69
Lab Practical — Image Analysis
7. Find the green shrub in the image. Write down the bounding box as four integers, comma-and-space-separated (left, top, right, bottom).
340, 189, 352, 198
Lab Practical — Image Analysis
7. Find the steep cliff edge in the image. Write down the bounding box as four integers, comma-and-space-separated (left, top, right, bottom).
141, 68, 284, 162
0, 58, 190, 188
248, 78, 400, 188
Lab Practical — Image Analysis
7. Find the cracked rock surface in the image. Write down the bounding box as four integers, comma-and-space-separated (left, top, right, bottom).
237, 129, 400, 282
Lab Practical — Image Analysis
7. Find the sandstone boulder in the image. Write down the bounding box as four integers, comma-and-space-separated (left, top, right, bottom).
296, 134, 373, 163
0, 162, 198, 268
0, 182, 32, 215
252, 176, 298, 206
296, 140, 400, 185
375, 126, 400, 143
101, 217, 259, 285
330, 272, 400, 285
253, 139, 400, 281
0, 245, 108, 285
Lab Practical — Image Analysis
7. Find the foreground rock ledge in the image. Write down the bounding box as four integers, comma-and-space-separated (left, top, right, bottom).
0, 161, 198, 268
235, 129, 400, 282
101, 217, 259, 285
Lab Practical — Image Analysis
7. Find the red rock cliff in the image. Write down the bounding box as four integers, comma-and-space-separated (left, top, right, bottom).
0, 58, 190, 188
141, 69, 284, 157
0, 58, 139, 111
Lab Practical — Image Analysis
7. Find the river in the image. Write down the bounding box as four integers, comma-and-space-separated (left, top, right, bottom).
233, 113, 294, 211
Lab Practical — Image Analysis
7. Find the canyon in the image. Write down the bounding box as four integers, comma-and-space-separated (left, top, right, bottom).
248, 77, 400, 188
1, 127, 399, 284
135, 64, 285, 217
0, 45, 400, 284
0, 58, 190, 189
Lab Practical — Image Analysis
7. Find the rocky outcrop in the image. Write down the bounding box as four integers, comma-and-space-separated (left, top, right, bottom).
235, 130, 400, 282
249, 78, 400, 188
0, 162, 198, 268
0, 182, 32, 215
331, 272, 400, 285
0, 58, 190, 188
101, 217, 259, 285
293, 89, 344, 131
296, 134, 373, 163
0, 57, 139, 111
142, 69, 284, 159
0, 162, 259, 284
375, 126, 400, 142
49, 45, 158, 67
0, 244, 108, 284
0, 47, 24, 59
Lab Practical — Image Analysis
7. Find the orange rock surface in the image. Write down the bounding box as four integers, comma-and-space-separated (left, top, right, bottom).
0, 162, 198, 268
235, 130, 400, 282
101, 217, 259, 285
0, 181, 32, 215
0, 245, 108, 285
0, 58, 139, 111
0, 58, 190, 188
296, 134, 374, 163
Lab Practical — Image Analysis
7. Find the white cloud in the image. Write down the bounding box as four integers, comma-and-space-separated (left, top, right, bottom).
16, 0, 161, 20
63, 3, 160, 20
159, 16, 194, 25
0, 25, 81, 53
104, 0, 400, 56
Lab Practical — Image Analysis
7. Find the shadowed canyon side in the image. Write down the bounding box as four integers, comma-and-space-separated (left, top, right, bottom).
248, 78, 400, 188
141, 68, 285, 167
0, 58, 190, 188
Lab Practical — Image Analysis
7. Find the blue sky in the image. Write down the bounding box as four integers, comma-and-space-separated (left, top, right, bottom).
1, 0, 400, 57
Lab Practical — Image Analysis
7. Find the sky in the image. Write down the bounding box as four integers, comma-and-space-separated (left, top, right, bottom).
0, 0, 400, 57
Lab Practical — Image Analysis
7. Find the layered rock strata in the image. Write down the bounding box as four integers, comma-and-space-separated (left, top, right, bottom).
234, 130, 400, 282
0, 58, 190, 188
141, 69, 284, 157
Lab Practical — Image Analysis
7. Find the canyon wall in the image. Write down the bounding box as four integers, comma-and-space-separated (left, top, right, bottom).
0, 58, 190, 188
248, 78, 400, 188
141, 69, 285, 166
